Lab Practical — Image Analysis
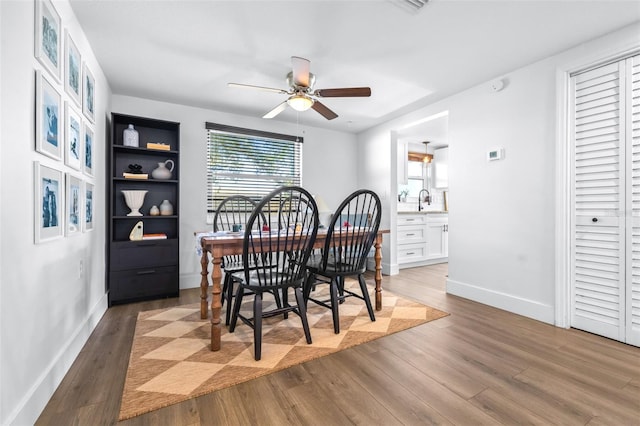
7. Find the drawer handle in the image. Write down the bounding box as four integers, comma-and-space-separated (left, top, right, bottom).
406, 219, 415, 221
406, 252, 415, 255
137, 270, 157, 275
406, 233, 415, 236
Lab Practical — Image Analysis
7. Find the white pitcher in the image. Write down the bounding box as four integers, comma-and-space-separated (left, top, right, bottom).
151, 159, 174, 180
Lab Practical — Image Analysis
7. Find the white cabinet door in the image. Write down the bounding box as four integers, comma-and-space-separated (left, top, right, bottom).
433, 147, 449, 188
426, 216, 447, 259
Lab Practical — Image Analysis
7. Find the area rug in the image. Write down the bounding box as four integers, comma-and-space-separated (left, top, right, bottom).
118, 280, 449, 420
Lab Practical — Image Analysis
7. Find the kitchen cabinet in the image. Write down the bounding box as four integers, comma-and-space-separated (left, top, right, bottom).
426, 215, 448, 259
397, 213, 427, 264
433, 147, 449, 188
107, 113, 180, 305
397, 213, 448, 268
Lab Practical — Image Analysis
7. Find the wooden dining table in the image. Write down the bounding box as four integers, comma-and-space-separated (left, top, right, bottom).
198, 228, 389, 351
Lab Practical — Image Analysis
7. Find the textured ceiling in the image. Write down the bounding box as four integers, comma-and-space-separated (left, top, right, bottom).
70, 0, 640, 139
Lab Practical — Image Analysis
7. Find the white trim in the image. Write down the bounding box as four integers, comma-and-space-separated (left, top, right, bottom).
554, 42, 640, 332
447, 278, 554, 324
554, 66, 571, 328
5, 293, 108, 426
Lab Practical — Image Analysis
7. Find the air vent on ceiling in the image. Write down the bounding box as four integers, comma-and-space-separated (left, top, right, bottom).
393, 0, 429, 13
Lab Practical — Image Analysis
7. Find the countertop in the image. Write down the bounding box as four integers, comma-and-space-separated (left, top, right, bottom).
397, 210, 448, 215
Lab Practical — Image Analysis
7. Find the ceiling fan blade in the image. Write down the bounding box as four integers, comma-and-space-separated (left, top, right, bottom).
315, 87, 371, 97
228, 82, 288, 95
291, 56, 311, 87
263, 101, 288, 119
311, 101, 338, 120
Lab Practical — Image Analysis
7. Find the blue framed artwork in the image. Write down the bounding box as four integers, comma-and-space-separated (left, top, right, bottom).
34, 161, 63, 243
35, 70, 62, 160
34, 0, 61, 82
83, 122, 93, 177
83, 181, 94, 232
64, 102, 82, 170
65, 173, 82, 236
82, 63, 95, 123
64, 30, 82, 106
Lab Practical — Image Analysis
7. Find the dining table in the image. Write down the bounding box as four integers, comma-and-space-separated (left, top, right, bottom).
198, 228, 389, 351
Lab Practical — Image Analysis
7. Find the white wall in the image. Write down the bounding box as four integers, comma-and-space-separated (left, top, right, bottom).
111, 95, 359, 290
0, 1, 111, 424
358, 23, 640, 325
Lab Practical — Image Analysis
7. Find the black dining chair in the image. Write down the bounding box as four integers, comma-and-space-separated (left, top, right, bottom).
213, 195, 274, 325
228, 186, 319, 360
303, 189, 381, 334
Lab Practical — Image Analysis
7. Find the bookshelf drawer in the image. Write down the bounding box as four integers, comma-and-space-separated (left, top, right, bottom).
110, 239, 178, 271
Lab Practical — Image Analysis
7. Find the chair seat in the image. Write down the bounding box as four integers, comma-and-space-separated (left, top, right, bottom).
306, 254, 365, 277
232, 270, 304, 291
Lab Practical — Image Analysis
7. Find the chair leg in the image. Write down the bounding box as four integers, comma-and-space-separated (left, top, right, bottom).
224, 274, 234, 326
282, 287, 289, 319
358, 274, 376, 322
337, 276, 345, 304
329, 279, 340, 334
229, 286, 244, 332
253, 292, 263, 361
303, 272, 315, 305
295, 287, 312, 344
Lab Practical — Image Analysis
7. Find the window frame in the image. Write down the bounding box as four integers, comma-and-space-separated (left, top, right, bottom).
206, 122, 303, 223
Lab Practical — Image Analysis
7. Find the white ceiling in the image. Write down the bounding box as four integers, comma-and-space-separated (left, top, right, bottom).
69, 0, 640, 138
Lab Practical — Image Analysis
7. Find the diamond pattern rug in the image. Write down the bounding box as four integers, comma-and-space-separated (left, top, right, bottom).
118, 280, 449, 420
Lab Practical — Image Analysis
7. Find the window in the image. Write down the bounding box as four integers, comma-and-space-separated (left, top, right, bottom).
206, 123, 302, 219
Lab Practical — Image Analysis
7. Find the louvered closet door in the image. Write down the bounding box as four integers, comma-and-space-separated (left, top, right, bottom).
571, 60, 626, 342
626, 55, 640, 346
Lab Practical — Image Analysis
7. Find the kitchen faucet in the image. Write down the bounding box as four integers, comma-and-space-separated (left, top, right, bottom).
418, 189, 430, 211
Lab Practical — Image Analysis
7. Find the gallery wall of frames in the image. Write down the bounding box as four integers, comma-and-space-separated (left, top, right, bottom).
33, 0, 96, 243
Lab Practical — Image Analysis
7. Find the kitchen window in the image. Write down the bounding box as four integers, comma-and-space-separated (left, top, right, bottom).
206, 122, 302, 222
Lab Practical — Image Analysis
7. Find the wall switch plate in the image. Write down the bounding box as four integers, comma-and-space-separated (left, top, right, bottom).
487, 148, 504, 161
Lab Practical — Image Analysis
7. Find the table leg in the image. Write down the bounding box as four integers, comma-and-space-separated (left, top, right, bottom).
200, 245, 209, 319
374, 234, 382, 311
210, 249, 223, 351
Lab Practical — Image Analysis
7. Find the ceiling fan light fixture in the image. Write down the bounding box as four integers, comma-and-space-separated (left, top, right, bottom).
287, 94, 314, 112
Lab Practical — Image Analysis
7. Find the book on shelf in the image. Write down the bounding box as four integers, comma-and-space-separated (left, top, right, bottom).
142, 233, 167, 240
123, 172, 148, 179
146, 142, 170, 151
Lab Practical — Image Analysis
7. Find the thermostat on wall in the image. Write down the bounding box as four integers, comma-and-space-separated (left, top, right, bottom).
487, 148, 504, 161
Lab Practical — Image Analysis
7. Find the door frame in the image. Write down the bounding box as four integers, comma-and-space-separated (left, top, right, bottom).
555, 45, 639, 328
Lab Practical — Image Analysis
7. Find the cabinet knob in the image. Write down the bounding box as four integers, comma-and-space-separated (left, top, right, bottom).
592, 217, 598, 223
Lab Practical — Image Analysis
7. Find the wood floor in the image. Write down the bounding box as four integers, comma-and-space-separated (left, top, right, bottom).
36, 264, 640, 425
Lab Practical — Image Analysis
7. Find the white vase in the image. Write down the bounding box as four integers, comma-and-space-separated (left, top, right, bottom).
123, 124, 139, 147
159, 199, 173, 216
122, 190, 148, 216
151, 159, 174, 180
149, 205, 160, 216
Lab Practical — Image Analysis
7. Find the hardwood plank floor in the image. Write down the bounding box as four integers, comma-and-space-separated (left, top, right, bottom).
36, 264, 640, 425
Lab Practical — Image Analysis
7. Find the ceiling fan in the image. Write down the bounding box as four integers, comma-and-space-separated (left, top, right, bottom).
228, 56, 371, 121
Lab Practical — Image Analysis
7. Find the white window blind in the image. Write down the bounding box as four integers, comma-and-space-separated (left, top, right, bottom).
206, 123, 303, 215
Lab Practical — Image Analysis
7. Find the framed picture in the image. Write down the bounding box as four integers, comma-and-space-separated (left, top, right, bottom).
83, 181, 94, 232
35, 70, 62, 160
34, 0, 61, 82
83, 122, 94, 177
34, 161, 63, 243
82, 63, 95, 123
64, 30, 82, 106
64, 102, 82, 170
65, 173, 82, 236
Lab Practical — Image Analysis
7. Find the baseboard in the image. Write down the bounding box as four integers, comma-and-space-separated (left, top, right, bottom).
180, 272, 204, 290
7, 292, 108, 426
446, 278, 555, 325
